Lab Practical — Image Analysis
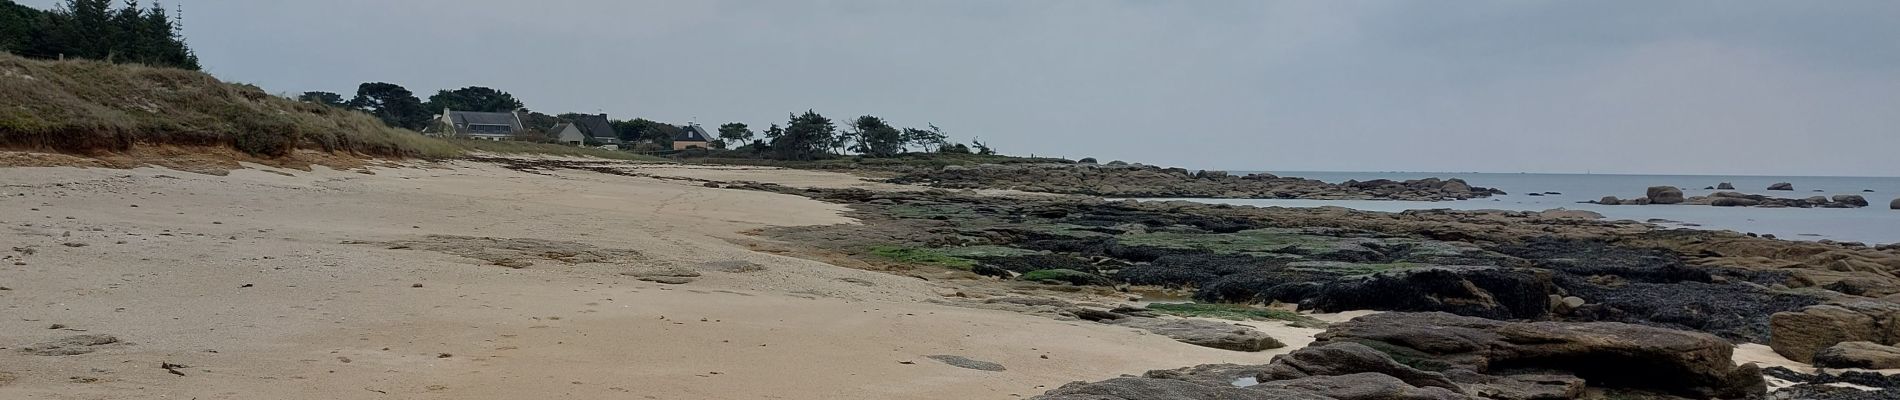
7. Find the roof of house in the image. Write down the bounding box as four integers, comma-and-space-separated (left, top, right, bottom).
569, 114, 619, 140
675, 124, 712, 142
547, 123, 578, 135
445, 110, 524, 131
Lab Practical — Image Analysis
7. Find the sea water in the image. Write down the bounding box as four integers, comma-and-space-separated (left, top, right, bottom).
1162, 172, 1900, 245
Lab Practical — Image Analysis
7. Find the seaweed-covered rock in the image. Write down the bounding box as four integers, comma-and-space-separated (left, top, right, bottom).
1300, 267, 1555, 320
1019, 269, 1114, 286
1561, 280, 1819, 342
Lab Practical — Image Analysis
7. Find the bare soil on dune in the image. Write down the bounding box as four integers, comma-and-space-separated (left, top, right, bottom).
0, 154, 1325, 400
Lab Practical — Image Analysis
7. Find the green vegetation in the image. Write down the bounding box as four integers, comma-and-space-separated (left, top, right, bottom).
0, 53, 444, 157
425, 86, 523, 114
1145, 303, 1327, 328
347, 82, 433, 131
1, 0, 199, 70
1019, 269, 1111, 286
936, 245, 1046, 258
772, 110, 836, 161
866, 246, 978, 270
0, 54, 669, 161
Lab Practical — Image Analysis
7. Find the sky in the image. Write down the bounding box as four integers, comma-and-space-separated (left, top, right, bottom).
22, 0, 1900, 176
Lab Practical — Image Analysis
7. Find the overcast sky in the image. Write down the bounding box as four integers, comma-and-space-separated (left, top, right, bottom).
25, 0, 1900, 175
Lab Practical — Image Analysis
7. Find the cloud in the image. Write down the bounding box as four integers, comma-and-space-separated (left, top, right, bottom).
15, 0, 1899, 175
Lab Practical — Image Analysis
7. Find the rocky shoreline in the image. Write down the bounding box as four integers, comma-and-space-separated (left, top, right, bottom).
1595, 186, 1889, 209
472, 158, 1900, 399
885, 163, 1505, 200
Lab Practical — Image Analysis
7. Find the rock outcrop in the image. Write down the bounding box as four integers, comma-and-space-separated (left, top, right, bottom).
1768, 182, 1794, 191
1769, 300, 1900, 363
1717, 182, 1735, 190
1300, 266, 1555, 320
888, 163, 1506, 200
1812, 341, 1900, 369
1103, 318, 1286, 352
1833, 195, 1870, 207
1034, 312, 1766, 400
1645, 186, 1684, 204
1891, 197, 1899, 210
1594, 190, 1870, 208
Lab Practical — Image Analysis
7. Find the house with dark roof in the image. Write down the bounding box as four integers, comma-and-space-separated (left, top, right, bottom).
568, 114, 622, 147
673, 123, 713, 150
431, 109, 525, 140
547, 123, 585, 145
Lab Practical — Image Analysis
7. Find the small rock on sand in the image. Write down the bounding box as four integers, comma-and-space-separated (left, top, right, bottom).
624, 267, 702, 284
927, 355, 1006, 371
700, 260, 766, 273
20, 334, 119, 356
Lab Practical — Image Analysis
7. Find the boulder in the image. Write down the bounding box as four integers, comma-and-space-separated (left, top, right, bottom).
1316, 312, 1766, 399
1717, 182, 1735, 190
1034, 377, 1325, 400
1813, 341, 1900, 369
1646, 186, 1685, 204
1105, 318, 1286, 352
1768, 182, 1794, 191
1770, 305, 1875, 363
1035, 312, 1767, 400
1598, 196, 1620, 205
1833, 195, 1870, 207
1712, 198, 1760, 207
1257, 342, 1462, 392
1252, 373, 1470, 400
1894, 197, 1900, 210
1441, 179, 1473, 193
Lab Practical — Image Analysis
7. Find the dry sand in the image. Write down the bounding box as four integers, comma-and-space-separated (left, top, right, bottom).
0, 158, 1298, 399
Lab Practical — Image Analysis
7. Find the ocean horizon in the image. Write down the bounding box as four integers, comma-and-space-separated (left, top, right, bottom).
1176, 171, 1900, 245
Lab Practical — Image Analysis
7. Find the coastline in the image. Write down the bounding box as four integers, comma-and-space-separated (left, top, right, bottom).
2, 154, 1897, 399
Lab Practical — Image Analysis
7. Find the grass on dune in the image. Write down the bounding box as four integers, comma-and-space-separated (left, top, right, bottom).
0, 53, 661, 162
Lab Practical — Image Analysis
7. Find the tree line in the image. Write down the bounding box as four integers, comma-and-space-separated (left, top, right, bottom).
1, 0, 199, 70
296, 82, 689, 149
298, 81, 996, 159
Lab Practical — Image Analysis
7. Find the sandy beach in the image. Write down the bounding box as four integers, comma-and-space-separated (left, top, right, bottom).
0, 158, 1320, 399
